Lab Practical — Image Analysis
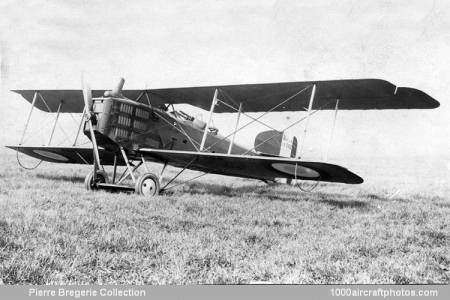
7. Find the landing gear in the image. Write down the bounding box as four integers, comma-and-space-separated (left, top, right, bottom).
135, 173, 160, 196
84, 170, 109, 190
83, 150, 162, 196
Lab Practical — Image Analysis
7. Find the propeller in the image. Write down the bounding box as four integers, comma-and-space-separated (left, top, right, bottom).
81, 79, 101, 178
82, 81, 93, 113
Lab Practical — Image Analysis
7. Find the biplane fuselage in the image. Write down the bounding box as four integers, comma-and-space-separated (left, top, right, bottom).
88, 96, 249, 157
9, 78, 439, 196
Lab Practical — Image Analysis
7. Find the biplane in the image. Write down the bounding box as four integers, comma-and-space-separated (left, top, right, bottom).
7, 78, 439, 196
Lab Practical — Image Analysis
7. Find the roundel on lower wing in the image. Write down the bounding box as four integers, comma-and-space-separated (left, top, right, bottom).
271, 163, 320, 178
33, 150, 69, 162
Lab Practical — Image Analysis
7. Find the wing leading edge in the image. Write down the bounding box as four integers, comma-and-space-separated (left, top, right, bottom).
12, 79, 439, 113
138, 149, 364, 184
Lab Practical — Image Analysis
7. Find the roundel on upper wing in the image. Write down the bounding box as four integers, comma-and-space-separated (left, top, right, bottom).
33, 150, 69, 162
271, 163, 320, 178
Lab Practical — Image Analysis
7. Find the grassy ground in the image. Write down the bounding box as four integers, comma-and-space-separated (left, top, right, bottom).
0, 149, 448, 284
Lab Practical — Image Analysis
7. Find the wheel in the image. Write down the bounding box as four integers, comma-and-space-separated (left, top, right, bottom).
84, 170, 108, 191
135, 173, 160, 196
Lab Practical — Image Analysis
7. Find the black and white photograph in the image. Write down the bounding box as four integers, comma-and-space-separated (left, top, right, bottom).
0, 0, 448, 293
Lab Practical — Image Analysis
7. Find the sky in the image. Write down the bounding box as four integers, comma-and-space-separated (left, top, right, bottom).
0, 0, 448, 164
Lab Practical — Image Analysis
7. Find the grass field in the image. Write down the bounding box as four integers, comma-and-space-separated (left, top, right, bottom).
0, 149, 448, 284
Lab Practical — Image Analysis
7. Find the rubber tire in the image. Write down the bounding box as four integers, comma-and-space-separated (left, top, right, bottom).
135, 173, 160, 197
84, 170, 108, 191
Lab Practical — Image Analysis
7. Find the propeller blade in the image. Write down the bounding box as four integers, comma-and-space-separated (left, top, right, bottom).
82, 82, 93, 113
81, 79, 101, 171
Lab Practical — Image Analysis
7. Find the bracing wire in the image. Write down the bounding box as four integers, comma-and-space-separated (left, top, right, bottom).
162, 86, 332, 193
203, 85, 313, 152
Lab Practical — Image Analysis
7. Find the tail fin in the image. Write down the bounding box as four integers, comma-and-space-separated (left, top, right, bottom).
254, 130, 298, 158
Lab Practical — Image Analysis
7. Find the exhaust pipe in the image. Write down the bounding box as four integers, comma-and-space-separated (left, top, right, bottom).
104, 77, 125, 97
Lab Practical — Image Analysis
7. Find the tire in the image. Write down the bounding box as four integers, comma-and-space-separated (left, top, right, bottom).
135, 173, 160, 197
84, 170, 108, 191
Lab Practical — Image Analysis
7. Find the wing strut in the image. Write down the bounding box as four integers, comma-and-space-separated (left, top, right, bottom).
244, 96, 337, 155
299, 84, 316, 157
48, 101, 63, 145
17, 91, 68, 169
200, 89, 218, 151
203, 85, 313, 153
73, 107, 86, 146
19, 91, 38, 145
134, 91, 145, 103
219, 89, 280, 132
227, 102, 242, 154
16, 91, 44, 170
144, 91, 152, 106
325, 99, 339, 161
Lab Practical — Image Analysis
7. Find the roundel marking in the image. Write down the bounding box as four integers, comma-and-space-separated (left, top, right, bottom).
271, 163, 320, 178
33, 150, 69, 162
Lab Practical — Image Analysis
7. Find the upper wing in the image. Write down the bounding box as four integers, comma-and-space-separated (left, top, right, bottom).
138, 148, 363, 184
148, 79, 439, 112
12, 90, 102, 113
12, 79, 439, 113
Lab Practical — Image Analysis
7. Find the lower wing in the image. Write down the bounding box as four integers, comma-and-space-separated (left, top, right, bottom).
6, 145, 122, 165
7, 146, 363, 184
138, 149, 363, 184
